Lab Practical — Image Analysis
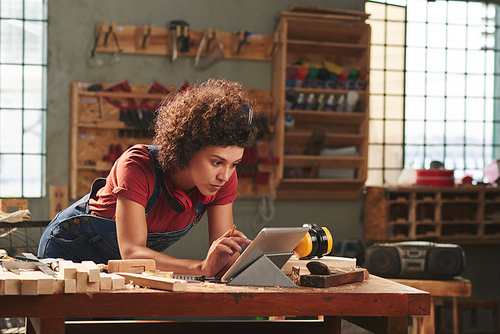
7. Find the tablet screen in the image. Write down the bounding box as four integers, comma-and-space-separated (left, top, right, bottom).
221, 227, 308, 283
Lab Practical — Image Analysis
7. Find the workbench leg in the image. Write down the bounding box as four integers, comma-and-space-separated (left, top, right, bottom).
452, 297, 459, 334
26, 317, 65, 334
411, 296, 436, 334
323, 316, 341, 334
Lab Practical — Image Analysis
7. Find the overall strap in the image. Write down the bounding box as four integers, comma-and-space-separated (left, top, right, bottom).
145, 145, 164, 216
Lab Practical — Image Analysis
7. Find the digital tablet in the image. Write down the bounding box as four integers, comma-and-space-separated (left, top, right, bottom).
221, 227, 308, 283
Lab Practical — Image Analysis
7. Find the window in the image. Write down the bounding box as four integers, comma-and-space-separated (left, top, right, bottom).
0, 0, 47, 198
366, 0, 499, 186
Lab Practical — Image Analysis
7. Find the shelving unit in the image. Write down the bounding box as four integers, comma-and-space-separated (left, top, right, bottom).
69, 81, 275, 200
270, 10, 371, 199
365, 186, 500, 244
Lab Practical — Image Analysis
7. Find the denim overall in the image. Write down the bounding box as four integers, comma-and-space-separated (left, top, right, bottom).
38, 145, 207, 263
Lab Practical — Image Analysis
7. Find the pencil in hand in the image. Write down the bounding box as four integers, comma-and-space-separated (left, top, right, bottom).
229, 225, 236, 237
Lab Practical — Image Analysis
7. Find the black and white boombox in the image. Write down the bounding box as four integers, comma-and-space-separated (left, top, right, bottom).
365, 241, 465, 279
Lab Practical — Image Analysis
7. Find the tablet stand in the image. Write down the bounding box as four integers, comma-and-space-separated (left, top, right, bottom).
227, 252, 297, 288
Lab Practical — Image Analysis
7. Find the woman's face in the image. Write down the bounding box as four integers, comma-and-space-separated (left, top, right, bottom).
184, 145, 244, 196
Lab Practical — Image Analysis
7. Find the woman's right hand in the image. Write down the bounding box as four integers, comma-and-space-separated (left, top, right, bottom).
200, 228, 251, 278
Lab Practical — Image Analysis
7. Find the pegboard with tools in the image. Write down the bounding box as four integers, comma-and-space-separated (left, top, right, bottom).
69, 81, 278, 200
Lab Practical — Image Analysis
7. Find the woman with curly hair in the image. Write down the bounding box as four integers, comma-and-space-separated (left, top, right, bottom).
38, 78, 256, 278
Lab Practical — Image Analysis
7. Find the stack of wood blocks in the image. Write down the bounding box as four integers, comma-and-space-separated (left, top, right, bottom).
0, 259, 126, 295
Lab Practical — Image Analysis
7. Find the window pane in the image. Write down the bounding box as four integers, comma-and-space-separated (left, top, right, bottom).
0, 109, 22, 153
427, 24, 446, 48
427, 1, 447, 24
406, 1, 427, 23
385, 145, 403, 168
467, 51, 486, 74
0, 64, 23, 108
405, 96, 425, 120
0, 154, 22, 197
369, 19, 386, 45
426, 73, 445, 97
23, 109, 44, 154
370, 70, 385, 95
446, 74, 465, 97
386, 46, 404, 71
24, 65, 45, 109
1, 19, 23, 63
405, 120, 425, 145
405, 144, 424, 168
370, 95, 384, 119
387, 5, 405, 23
447, 2, 467, 25
406, 47, 426, 72
23, 154, 43, 197
371, 45, 385, 70
365, 169, 383, 186
446, 97, 465, 121
366, 2, 386, 20
427, 48, 445, 73
368, 144, 383, 168
385, 120, 403, 144
25, 21, 46, 65
386, 71, 404, 95
465, 122, 484, 144
369, 119, 384, 144
465, 98, 485, 121
424, 145, 444, 168
426, 97, 445, 120
1, 0, 23, 19
446, 121, 464, 145
426, 121, 445, 145
406, 72, 426, 96
25, 0, 47, 20
386, 95, 404, 120
407, 22, 427, 47
386, 21, 405, 46
447, 25, 467, 50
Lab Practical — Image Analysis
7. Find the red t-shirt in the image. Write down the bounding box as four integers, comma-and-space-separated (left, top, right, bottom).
88, 144, 238, 233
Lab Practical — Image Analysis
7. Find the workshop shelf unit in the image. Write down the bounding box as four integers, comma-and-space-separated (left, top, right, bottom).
365, 186, 500, 244
270, 10, 371, 199
69, 82, 275, 200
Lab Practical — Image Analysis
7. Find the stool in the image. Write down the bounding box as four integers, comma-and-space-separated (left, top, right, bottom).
436, 298, 499, 334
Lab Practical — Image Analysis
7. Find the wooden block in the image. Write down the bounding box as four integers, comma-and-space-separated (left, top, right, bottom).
20, 271, 39, 295
35, 271, 54, 295
296, 268, 365, 288
109, 273, 125, 290
0, 267, 5, 295
4, 269, 21, 295
100, 273, 112, 290
282, 255, 356, 275
107, 259, 156, 274
53, 275, 65, 294
81, 260, 101, 282
74, 263, 88, 293
64, 278, 76, 293
116, 272, 187, 291
58, 260, 77, 279
86, 281, 100, 292
49, 185, 68, 220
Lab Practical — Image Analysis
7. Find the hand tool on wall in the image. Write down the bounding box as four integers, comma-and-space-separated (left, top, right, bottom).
169, 20, 190, 62
234, 30, 252, 55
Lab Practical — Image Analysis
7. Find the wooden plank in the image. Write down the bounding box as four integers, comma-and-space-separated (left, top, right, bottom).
82, 260, 101, 282
0, 199, 28, 212
74, 263, 89, 293
20, 271, 39, 295
58, 260, 78, 279
4, 269, 21, 295
391, 277, 471, 298
53, 274, 65, 294
35, 271, 55, 295
109, 273, 126, 290
100, 272, 112, 290
116, 272, 187, 292
108, 259, 156, 274
294, 268, 365, 288
65, 278, 77, 293
282, 256, 356, 275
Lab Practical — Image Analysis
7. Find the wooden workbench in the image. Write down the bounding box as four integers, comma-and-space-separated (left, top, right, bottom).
1, 275, 430, 334
392, 277, 471, 334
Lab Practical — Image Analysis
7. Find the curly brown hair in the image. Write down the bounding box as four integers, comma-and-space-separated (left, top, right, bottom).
152, 78, 258, 170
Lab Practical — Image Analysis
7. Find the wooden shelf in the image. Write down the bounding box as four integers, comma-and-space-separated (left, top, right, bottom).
365, 186, 500, 244
270, 9, 370, 199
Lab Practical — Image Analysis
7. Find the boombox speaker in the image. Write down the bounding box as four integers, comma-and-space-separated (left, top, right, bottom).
365, 241, 465, 279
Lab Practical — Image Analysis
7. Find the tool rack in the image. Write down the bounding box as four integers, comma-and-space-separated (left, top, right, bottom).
69, 81, 277, 200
